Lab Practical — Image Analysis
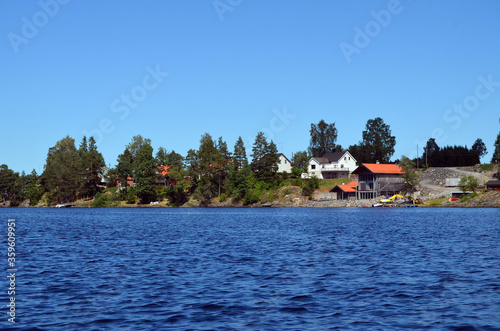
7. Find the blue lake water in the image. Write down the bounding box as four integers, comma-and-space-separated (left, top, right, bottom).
0, 207, 499, 330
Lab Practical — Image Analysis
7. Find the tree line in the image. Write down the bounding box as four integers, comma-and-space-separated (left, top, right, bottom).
1, 117, 499, 206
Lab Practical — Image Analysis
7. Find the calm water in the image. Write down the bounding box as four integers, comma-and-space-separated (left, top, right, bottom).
0, 207, 499, 330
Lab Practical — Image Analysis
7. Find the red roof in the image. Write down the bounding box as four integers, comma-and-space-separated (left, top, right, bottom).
336, 180, 358, 192
356, 163, 402, 174
157, 165, 172, 176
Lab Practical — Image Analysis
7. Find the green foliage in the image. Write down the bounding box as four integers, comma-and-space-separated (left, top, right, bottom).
491, 118, 500, 164
219, 193, 227, 202
42, 136, 82, 204
350, 117, 396, 163
233, 136, 248, 170
460, 191, 479, 203
134, 143, 157, 204
196, 133, 224, 205
301, 177, 320, 198
422, 138, 480, 167
472, 138, 487, 159
458, 175, 479, 193
291, 151, 309, 170
400, 155, 419, 196
125, 189, 136, 204
166, 185, 188, 205
243, 189, 261, 205
26, 169, 44, 206
91, 192, 112, 207
80, 136, 105, 199
251, 132, 279, 182
0, 164, 17, 203
308, 120, 338, 157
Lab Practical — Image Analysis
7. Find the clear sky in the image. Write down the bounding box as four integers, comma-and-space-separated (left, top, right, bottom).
1, 0, 499, 174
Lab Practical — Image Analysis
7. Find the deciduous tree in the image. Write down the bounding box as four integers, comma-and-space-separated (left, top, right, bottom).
42, 136, 81, 204
360, 117, 396, 163
292, 151, 309, 171
472, 138, 487, 160
308, 120, 338, 157
399, 156, 419, 200
134, 143, 156, 204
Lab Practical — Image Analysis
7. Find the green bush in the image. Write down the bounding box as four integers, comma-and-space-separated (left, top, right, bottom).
460, 192, 479, 203
125, 190, 136, 204
243, 189, 261, 205
219, 193, 227, 202
92, 192, 112, 207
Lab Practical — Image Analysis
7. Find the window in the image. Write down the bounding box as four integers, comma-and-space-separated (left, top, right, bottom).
311, 165, 316, 170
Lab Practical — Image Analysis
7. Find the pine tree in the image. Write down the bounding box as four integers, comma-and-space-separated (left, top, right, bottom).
196, 133, 219, 204
83, 137, 105, 198
233, 136, 248, 170
251, 131, 268, 176
492, 118, 500, 164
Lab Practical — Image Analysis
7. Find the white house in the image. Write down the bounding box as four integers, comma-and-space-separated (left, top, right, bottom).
277, 153, 292, 173
306, 151, 357, 179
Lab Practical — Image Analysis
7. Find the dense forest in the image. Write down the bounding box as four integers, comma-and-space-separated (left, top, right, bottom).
1, 117, 499, 207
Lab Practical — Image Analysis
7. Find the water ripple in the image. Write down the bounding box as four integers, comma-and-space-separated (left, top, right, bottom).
0, 207, 499, 330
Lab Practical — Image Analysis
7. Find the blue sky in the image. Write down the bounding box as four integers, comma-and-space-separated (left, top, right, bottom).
1, 0, 499, 174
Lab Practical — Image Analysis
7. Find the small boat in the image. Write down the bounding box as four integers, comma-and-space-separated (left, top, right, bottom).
55, 204, 72, 208
372, 203, 383, 208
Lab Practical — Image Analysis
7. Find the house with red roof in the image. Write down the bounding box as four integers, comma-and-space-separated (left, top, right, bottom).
330, 180, 358, 200
351, 163, 404, 199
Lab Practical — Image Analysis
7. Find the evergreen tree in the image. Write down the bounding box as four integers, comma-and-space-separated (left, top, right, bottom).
197, 133, 219, 205
0, 164, 17, 204
82, 136, 105, 198
167, 150, 185, 170
185, 148, 199, 194
492, 118, 500, 164
26, 169, 44, 206
134, 143, 156, 204
250, 132, 279, 182
214, 137, 231, 196
155, 147, 169, 166
424, 138, 440, 167
116, 149, 134, 198
233, 136, 248, 170
10, 171, 27, 206
263, 140, 279, 181
251, 131, 268, 175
